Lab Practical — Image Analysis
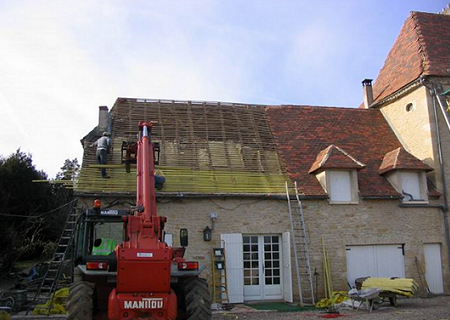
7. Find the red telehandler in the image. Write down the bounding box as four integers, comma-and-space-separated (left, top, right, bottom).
67, 122, 211, 320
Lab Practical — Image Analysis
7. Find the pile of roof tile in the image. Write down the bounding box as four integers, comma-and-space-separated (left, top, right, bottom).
362, 278, 419, 297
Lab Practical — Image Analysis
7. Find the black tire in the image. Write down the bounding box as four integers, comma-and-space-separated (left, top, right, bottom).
183, 278, 211, 320
67, 281, 95, 320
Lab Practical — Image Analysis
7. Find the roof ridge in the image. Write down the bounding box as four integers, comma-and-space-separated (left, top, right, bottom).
319, 145, 334, 168
411, 12, 429, 75
393, 147, 401, 170
333, 145, 366, 167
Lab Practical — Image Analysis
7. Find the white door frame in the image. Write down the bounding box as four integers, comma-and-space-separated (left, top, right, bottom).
221, 233, 293, 302
242, 234, 283, 301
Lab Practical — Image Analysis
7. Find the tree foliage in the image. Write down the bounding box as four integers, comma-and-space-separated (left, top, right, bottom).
0, 150, 77, 272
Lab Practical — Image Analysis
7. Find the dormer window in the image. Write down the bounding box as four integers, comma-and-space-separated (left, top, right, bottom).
400, 172, 423, 201
309, 145, 366, 204
379, 147, 433, 204
327, 170, 359, 203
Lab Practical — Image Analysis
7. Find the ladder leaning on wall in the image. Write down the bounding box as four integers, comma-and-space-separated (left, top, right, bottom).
211, 247, 230, 305
285, 181, 315, 306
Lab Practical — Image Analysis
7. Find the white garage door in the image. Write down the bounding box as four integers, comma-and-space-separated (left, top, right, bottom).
346, 245, 405, 288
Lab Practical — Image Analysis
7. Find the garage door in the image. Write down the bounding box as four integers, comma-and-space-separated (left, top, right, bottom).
346, 245, 405, 288
424, 243, 444, 294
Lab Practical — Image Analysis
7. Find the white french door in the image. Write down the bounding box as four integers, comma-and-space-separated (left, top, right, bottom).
243, 235, 283, 301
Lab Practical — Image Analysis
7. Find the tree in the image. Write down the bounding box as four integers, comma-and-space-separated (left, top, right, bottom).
0, 151, 76, 272
56, 158, 80, 181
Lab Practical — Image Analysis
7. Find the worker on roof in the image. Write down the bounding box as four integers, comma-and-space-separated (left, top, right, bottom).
155, 169, 165, 190
92, 238, 117, 255
91, 132, 111, 178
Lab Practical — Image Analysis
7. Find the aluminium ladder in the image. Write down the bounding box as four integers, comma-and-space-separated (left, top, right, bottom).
28, 200, 79, 315
286, 181, 315, 306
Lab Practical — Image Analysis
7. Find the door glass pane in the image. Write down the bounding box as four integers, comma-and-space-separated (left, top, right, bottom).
243, 235, 259, 287
263, 235, 281, 286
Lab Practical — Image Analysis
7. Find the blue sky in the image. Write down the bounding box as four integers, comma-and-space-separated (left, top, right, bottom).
0, 0, 447, 177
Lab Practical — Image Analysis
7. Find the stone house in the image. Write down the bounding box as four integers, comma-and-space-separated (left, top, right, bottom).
73, 10, 450, 304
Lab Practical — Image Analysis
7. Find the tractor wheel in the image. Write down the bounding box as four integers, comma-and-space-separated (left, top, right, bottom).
66, 281, 95, 320
183, 278, 211, 320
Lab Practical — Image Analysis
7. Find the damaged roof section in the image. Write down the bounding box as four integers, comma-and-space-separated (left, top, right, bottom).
77, 98, 291, 194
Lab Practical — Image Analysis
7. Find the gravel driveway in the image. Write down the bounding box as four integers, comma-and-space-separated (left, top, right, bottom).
212, 296, 450, 320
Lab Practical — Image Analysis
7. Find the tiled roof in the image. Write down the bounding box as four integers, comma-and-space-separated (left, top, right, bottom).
379, 147, 433, 174
372, 11, 450, 104
265, 106, 403, 198
309, 145, 366, 174
77, 99, 438, 199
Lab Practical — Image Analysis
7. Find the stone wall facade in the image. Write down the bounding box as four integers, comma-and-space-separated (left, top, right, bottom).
76, 194, 449, 300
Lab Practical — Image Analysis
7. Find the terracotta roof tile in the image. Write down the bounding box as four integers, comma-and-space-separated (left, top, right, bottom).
309, 145, 366, 173
372, 12, 450, 104
379, 147, 433, 174
265, 106, 402, 197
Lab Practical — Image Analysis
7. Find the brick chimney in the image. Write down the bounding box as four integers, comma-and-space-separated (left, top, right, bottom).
98, 106, 109, 132
362, 79, 373, 109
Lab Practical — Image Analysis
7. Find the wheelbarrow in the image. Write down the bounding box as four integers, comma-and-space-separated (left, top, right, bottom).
348, 288, 382, 312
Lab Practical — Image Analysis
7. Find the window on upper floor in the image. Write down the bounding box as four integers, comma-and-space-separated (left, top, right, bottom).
379, 147, 432, 204
329, 170, 359, 204
316, 170, 359, 204
384, 170, 428, 203
399, 171, 427, 202
329, 171, 352, 202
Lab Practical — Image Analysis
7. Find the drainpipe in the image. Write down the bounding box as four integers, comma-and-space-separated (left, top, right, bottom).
422, 77, 450, 279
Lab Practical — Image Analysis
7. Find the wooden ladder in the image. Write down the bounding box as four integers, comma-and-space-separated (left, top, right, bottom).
286, 181, 315, 306
211, 247, 230, 305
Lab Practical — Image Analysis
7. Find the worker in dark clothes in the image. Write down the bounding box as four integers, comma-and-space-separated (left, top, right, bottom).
91, 132, 111, 178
